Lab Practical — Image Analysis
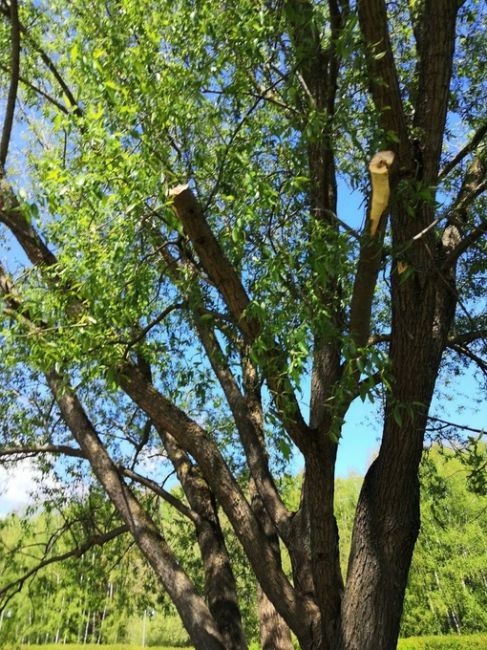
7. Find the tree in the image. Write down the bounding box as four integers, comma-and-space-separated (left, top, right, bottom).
401, 444, 487, 638
0, 0, 485, 648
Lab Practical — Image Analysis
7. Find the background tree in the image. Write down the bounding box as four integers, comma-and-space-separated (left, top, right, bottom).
0, 1, 485, 649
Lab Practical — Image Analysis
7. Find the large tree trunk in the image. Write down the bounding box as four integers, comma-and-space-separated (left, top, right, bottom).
340, 233, 457, 649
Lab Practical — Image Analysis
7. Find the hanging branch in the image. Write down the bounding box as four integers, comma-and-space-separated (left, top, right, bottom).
0, 525, 129, 611
0, 0, 20, 170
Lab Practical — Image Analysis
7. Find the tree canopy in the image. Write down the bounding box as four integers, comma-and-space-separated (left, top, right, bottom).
0, 1, 485, 649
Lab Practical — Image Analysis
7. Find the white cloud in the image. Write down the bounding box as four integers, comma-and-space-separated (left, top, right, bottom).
0, 459, 42, 517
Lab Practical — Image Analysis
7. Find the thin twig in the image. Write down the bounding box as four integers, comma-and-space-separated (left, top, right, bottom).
0, 525, 128, 609
439, 121, 487, 180
427, 415, 485, 435
0, 63, 70, 114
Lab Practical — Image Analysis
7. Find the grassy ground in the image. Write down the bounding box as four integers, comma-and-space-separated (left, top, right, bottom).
18, 643, 190, 650
14, 636, 487, 650
397, 634, 487, 649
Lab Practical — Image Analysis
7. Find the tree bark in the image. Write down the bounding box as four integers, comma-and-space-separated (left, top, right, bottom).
251, 485, 294, 650
341, 227, 457, 650
45, 373, 227, 650
161, 430, 247, 650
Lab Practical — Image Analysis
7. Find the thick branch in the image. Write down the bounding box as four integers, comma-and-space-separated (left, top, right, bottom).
196, 317, 291, 535
0, 184, 57, 267
0, 0, 20, 170
284, 0, 337, 112
357, 0, 411, 162
167, 184, 310, 448
413, 0, 459, 181
449, 329, 487, 347
168, 185, 254, 334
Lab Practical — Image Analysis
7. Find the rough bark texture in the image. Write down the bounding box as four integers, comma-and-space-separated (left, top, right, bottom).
251, 485, 294, 650
161, 431, 247, 650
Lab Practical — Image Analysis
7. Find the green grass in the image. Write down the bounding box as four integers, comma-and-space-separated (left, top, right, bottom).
12, 636, 487, 650
397, 634, 487, 649
18, 645, 189, 650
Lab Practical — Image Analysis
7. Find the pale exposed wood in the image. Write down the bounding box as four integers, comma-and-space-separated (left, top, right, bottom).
349, 151, 394, 348
368, 151, 395, 236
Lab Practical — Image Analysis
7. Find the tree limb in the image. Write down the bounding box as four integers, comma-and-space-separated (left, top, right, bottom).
448, 330, 487, 346
427, 415, 485, 435
443, 219, 487, 269
0, 0, 20, 170
0, 184, 58, 267
413, 0, 459, 181
119, 301, 185, 351
447, 343, 487, 378
14, 15, 82, 117
0, 439, 200, 524
0, 62, 71, 115
441, 154, 487, 267
168, 184, 310, 448
439, 121, 487, 181
349, 151, 395, 348
0, 525, 128, 608
0, 443, 84, 459
357, 0, 411, 162
368, 329, 487, 348
120, 466, 199, 524
195, 315, 291, 536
